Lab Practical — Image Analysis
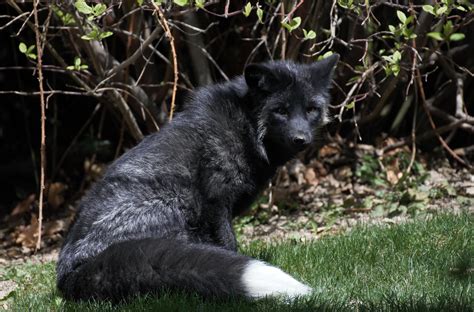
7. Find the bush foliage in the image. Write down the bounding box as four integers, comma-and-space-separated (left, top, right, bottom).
0, 0, 473, 212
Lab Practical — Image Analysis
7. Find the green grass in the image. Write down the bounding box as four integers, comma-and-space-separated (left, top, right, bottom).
1, 214, 472, 311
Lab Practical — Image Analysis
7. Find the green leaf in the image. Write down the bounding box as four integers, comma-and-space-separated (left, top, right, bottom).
26, 45, 35, 53
443, 20, 453, 35
427, 32, 444, 41
243, 2, 252, 17
27, 53, 37, 60
52, 5, 75, 25
93, 3, 107, 16
388, 25, 396, 33
81, 27, 113, 41
393, 50, 402, 62
19, 42, 27, 53
195, 0, 205, 9
456, 5, 467, 12
317, 51, 334, 60
345, 101, 355, 109
62, 14, 75, 25
281, 16, 301, 33
136, 0, 144, 6
303, 29, 316, 40
337, 0, 354, 9
52, 6, 64, 18
74, 57, 81, 67
173, 0, 188, 6
382, 55, 393, 62
98, 31, 113, 40
391, 64, 400, 76
75, 0, 93, 14
81, 28, 99, 40
396, 10, 406, 24
256, 6, 264, 23
437, 6, 448, 15
66, 65, 75, 70
422, 4, 435, 15
153, 0, 164, 4
449, 33, 465, 41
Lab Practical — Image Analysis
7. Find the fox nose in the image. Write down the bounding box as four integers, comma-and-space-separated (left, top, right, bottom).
292, 135, 310, 149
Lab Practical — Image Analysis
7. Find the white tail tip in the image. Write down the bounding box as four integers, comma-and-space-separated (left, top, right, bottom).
242, 260, 313, 299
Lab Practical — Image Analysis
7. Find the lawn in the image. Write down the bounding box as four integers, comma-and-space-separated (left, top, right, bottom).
1, 214, 472, 312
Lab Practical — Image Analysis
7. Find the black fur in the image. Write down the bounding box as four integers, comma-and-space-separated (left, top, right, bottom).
57, 55, 339, 302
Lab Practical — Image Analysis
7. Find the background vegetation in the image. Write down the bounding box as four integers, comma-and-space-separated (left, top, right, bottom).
0, 0, 473, 247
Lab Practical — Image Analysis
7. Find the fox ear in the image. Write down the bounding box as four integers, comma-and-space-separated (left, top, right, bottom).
310, 53, 339, 88
245, 64, 289, 93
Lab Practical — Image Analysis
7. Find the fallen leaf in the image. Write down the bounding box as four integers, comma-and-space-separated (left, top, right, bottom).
304, 168, 318, 185
14, 215, 39, 249
310, 160, 328, 176
44, 219, 67, 237
428, 170, 447, 185
48, 182, 67, 209
466, 186, 474, 196
386, 169, 400, 185
84, 159, 106, 181
319, 144, 341, 158
10, 194, 35, 216
334, 166, 352, 180
357, 144, 375, 152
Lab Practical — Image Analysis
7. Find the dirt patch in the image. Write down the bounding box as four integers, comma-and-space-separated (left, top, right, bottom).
237, 144, 473, 244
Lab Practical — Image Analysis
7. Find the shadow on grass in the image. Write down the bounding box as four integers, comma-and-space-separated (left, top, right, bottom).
56, 293, 472, 312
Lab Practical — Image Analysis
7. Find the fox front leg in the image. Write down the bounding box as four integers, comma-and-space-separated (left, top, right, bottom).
216, 217, 238, 251
207, 207, 238, 251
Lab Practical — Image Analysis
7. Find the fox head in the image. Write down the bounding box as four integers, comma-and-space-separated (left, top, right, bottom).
244, 55, 339, 163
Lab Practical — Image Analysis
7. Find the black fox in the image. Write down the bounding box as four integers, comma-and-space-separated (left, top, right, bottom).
57, 55, 339, 302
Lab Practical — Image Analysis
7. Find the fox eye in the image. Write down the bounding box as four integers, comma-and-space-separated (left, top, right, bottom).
306, 106, 318, 114
275, 107, 288, 116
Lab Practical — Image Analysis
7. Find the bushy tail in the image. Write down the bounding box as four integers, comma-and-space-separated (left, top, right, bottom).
57, 238, 312, 302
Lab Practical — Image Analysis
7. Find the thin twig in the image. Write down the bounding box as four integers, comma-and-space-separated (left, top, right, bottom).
32, 0, 45, 252
455, 76, 465, 118
383, 119, 467, 154
110, 27, 193, 88
337, 63, 378, 121
0, 11, 29, 30
224, 0, 230, 18
403, 1, 418, 177
416, 69, 469, 167
280, 3, 286, 60
0, 90, 88, 96
281, 0, 305, 23
153, 4, 178, 121
104, 26, 162, 79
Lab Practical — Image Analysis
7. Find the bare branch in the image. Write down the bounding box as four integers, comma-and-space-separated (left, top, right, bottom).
32, 0, 45, 251
0, 11, 29, 30
104, 26, 163, 80
154, 4, 179, 121
416, 67, 469, 167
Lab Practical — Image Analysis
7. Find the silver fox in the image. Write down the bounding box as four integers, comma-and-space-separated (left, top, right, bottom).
57, 55, 339, 302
